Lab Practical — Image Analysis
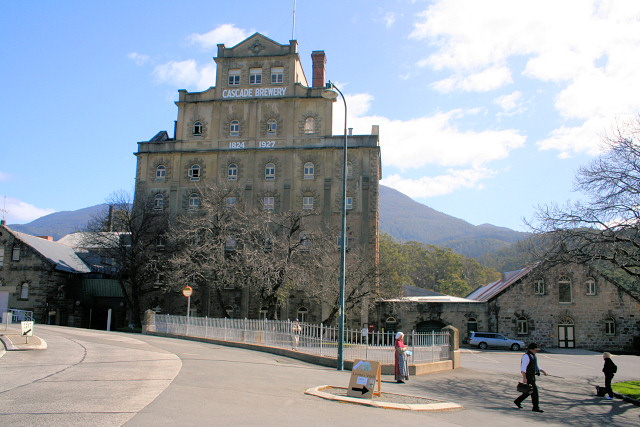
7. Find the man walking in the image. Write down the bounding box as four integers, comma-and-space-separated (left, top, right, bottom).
514, 343, 548, 413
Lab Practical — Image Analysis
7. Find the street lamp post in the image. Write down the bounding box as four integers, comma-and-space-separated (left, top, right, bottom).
322, 81, 347, 371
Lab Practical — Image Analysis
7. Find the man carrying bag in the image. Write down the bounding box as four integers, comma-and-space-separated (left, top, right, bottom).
514, 343, 548, 413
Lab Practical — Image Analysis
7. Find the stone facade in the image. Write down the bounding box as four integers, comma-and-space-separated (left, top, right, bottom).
486, 264, 640, 352
134, 34, 381, 322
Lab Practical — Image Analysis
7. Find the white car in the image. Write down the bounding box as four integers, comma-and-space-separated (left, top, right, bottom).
469, 331, 525, 351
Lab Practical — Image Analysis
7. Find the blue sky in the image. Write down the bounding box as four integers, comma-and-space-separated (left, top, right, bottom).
2, 0, 639, 231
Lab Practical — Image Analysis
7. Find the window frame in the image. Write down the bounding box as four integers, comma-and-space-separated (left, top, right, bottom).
263, 196, 275, 211
265, 163, 276, 180
558, 276, 573, 304
228, 164, 238, 181
271, 67, 283, 84
0, 245, 4, 267
228, 69, 240, 86
267, 119, 277, 135
517, 317, 529, 335
534, 279, 545, 295
586, 277, 596, 295
346, 161, 353, 179
297, 307, 308, 323
19, 282, 29, 300
225, 197, 237, 207
303, 196, 314, 210
304, 117, 315, 134
193, 121, 203, 136
188, 193, 200, 211
12, 246, 20, 261
156, 165, 166, 180
604, 319, 615, 336
188, 164, 200, 181
153, 194, 164, 211
230, 120, 240, 137
346, 197, 353, 210
303, 162, 314, 179
249, 68, 262, 85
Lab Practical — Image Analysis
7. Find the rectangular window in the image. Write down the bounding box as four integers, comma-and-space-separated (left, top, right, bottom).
271, 67, 283, 84
228, 69, 240, 85
517, 318, 528, 335
20, 283, 29, 300
225, 197, 237, 207
586, 279, 596, 295
534, 280, 544, 295
346, 197, 353, 210
264, 197, 275, 211
0, 245, 4, 267
249, 68, 262, 85
558, 280, 572, 303
12, 246, 20, 261
303, 196, 313, 210
605, 320, 615, 336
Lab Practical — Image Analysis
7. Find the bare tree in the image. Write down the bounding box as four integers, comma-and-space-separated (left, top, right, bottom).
529, 116, 640, 282
84, 190, 169, 328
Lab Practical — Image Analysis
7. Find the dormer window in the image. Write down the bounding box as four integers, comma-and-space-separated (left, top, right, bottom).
250, 68, 262, 85
193, 121, 202, 136
228, 69, 240, 85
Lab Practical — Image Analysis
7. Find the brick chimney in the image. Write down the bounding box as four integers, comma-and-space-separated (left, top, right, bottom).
311, 50, 326, 88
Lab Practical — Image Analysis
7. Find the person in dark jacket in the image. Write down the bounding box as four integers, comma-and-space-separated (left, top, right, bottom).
598, 352, 617, 400
514, 343, 548, 412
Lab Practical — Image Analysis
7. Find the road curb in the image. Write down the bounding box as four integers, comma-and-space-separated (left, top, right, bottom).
0, 334, 48, 351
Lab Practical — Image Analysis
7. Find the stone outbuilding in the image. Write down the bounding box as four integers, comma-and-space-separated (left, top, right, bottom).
467, 263, 640, 352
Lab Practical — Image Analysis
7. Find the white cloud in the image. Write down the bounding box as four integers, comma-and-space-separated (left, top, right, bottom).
383, 12, 396, 28
0, 171, 10, 182
2, 197, 55, 224
431, 66, 512, 93
381, 168, 496, 198
153, 60, 216, 90
330, 91, 524, 196
127, 52, 149, 66
410, 0, 640, 154
189, 24, 253, 50
495, 91, 523, 113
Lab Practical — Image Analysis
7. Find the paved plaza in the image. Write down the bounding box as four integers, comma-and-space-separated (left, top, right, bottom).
1, 325, 638, 426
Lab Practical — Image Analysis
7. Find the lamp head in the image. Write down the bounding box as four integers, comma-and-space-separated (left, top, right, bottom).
321, 81, 338, 99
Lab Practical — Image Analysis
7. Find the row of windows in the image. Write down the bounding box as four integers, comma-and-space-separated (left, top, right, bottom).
533, 276, 597, 302
466, 316, 617, 336
228, 67, 284, 86
192, 117, 315, 137
156, 161, 353, 182
154, 193, 354, 212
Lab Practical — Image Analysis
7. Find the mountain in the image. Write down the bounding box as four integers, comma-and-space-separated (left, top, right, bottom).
8, 204, 106, 240
8, 187, 528, 259
379, 185, 529, 258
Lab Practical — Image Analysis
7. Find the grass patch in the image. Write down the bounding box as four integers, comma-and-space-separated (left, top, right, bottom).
612, 381, 640, 400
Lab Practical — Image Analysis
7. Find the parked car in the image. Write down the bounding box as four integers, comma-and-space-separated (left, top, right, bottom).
469, 331, 525, 351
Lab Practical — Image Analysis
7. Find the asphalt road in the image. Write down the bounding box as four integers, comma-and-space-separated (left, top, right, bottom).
1, 326, 638, 426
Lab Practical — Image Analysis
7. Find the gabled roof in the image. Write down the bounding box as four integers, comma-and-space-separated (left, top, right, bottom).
383, 295, 481, 303
402, 284, 444, 297
7, 228, 91, 274
466, 266, 536, 302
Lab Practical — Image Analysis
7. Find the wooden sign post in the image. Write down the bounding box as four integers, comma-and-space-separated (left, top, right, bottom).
347, 359, 381, 399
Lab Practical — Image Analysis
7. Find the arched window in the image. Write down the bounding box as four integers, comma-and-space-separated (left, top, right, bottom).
193, 121, 202, 135
188, 194, 199, 211
228, 164, 238, 181
264, 196, 275, 211
267, 119, 277, 135
297, 307, 308, 323
586, 277, 596, 295
304, 117, 315, 134
230, 120, 239, 136
604, 318, 615, 336
265, 162, 275, 180
346, 161, 353, 179
20, 283, 29, 300
517, 317, 528, 335
189, 164, 200, 181
303, 162, 314, 179
156, 165, 166, 180
154, 194, 164, 211
385, 317, 397, 338
558, 275, 572, 303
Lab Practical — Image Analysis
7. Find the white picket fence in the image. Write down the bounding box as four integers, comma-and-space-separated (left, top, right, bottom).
149, 314, 450, 365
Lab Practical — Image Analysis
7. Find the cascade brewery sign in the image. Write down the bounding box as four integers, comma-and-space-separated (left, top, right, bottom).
222, 87, 288, 99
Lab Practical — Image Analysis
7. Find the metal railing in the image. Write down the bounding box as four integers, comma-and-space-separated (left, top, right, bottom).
9, 309, 34, 323
149, 314, 450, 365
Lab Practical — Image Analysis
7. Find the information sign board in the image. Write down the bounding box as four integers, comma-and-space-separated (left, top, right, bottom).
21, 320, 34, 337
347, 359, 381, 399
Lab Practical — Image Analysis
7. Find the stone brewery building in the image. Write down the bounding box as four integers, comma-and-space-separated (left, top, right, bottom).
133, 34, 381, 321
